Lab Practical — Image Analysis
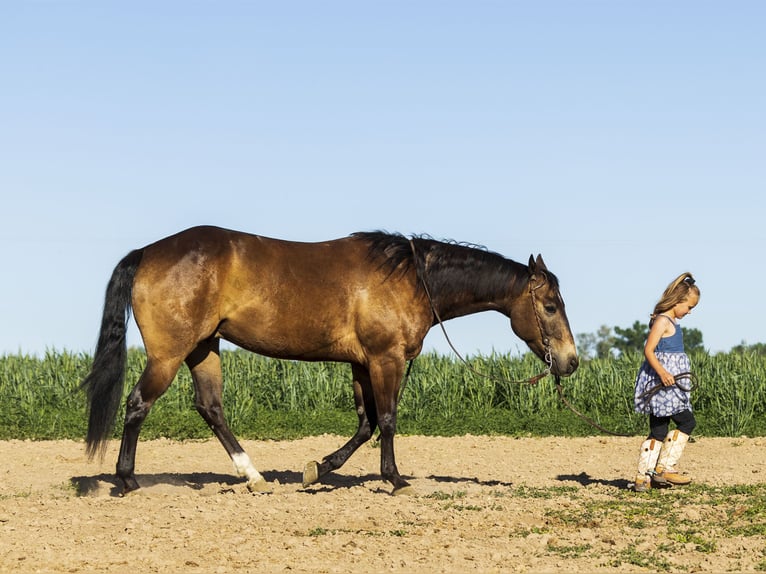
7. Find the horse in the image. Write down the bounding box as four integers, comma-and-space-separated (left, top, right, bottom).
82, 225, 579, 495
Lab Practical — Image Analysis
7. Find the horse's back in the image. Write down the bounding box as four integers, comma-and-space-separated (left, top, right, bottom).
136, 225, 357, 286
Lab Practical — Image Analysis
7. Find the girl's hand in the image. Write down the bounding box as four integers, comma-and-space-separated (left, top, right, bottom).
660, 370, 676, 387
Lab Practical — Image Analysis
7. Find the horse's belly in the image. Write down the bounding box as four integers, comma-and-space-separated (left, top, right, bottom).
217, 313, 361, 362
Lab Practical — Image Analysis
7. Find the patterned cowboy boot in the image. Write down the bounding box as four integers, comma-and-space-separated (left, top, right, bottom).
653, 430, 692, 486
634, 438, 661, 492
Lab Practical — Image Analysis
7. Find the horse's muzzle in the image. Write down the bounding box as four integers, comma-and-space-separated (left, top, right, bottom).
552, 354, 579, 377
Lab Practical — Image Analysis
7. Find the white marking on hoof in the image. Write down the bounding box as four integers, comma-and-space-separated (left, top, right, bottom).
247, 477, 271, 493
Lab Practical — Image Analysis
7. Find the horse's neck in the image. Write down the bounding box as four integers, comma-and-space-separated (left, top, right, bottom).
427, 259, 526, 321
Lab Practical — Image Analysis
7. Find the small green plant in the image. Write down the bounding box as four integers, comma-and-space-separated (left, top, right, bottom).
546, 542, 592, 559
425, 490, 466, 500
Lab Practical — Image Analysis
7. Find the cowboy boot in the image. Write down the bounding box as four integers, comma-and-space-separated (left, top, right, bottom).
634, 438, 661, 492
653, 430, 692, 486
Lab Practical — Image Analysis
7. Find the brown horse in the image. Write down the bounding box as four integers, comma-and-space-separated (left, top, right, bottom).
82, 226, 578, 495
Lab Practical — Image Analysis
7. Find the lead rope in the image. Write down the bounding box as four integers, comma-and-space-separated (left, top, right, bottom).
636, 371, 697, 400
554, 371, 698, 437
553, 376, 631, 437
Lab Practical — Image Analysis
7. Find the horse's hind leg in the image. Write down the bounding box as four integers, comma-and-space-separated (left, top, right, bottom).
302, 363, 377, 487
186, 340, 269, 492
117, 358, 182, 494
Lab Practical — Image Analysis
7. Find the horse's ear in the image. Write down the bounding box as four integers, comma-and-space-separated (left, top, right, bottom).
528, 254, 548, 274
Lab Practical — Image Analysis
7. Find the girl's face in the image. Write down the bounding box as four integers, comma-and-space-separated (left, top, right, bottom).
673, 293, 699, 319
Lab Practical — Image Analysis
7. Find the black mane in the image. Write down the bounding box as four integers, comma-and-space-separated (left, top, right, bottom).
352, 231, 535, 301
352, 231, 415, 276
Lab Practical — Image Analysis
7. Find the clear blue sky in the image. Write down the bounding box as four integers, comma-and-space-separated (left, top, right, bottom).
2, 2, 764, 359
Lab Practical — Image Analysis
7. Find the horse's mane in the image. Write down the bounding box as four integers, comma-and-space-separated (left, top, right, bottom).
352, 231, 536, 300
352, 231, 415, 276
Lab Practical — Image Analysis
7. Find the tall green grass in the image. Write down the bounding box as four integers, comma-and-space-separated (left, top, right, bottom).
0, 349, 764, 441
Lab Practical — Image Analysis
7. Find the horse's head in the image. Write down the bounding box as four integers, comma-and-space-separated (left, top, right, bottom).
509, 255, 579, 377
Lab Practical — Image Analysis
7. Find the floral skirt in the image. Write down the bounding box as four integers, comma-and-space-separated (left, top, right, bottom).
634, 351, 692, 416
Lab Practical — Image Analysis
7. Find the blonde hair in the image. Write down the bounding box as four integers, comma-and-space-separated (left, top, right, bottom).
650, 272, 700, 325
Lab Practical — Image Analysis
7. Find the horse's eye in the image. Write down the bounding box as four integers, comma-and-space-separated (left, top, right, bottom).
544, 304, 557, 315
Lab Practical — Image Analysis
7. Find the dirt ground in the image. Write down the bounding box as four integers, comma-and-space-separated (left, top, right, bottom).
0, 435, 764, 573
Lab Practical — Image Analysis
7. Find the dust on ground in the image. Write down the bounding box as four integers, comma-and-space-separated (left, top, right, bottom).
1, 435, 764, 573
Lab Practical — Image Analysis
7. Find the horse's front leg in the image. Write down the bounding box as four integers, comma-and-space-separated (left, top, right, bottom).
302, 364, 376, 487
370, 357, 413, 495
376, 401, 413, 495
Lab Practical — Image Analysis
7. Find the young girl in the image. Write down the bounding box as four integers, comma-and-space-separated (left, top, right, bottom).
633, 272, 700, 492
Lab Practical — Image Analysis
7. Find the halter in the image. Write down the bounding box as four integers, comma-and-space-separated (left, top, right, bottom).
527, 275, 554, 377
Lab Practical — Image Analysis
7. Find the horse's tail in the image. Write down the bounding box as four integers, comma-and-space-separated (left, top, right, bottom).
81, 248, 144, 460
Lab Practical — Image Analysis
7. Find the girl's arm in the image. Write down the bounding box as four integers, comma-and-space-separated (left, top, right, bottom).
644, 316, 676, 386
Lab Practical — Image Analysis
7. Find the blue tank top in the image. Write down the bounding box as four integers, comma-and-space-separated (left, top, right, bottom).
655, 319, 685, 353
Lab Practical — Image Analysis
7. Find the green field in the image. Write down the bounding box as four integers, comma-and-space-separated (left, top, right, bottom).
1, 349, 764, 441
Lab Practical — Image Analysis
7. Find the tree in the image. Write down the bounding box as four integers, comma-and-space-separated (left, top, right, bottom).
595, 325, 616, 359
575, 332, 597, 360
613, 321, 648, 355
730, 341, 766, 355
578, 321, 706, 359
683, 327, 704, 352
575, 325, 616, 360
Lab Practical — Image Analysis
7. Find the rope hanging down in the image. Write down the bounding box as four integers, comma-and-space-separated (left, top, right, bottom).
555, 371, 698, 437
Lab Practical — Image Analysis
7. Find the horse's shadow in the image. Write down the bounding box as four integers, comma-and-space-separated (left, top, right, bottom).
426, 475, 514, 488
71, 470, 629, 497
71, 472, 243, 497
70, 469, 387, 497
556, 472, 631, 489
429, 473, 629, 490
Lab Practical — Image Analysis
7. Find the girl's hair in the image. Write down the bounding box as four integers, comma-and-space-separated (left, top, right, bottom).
650, 272, 700, 325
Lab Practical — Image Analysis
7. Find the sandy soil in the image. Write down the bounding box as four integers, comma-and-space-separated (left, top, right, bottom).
0, 435, 764, 573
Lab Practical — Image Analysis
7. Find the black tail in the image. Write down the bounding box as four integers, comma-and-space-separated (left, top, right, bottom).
81, 249, 144, 460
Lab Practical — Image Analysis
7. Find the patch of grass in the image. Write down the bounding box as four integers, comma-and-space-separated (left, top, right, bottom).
547, 542, 592, 559
669, 528, 717, 553
485, 483, 766, 568
425, 490, 466, 501
511, 484, 579, 499
0, 488, 32, 500
611, 543, 673, 571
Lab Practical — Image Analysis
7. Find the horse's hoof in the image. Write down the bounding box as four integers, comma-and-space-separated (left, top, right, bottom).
246, 478, 271, 493
119, 477, 140, 496
302, 461, 320, 487
392, 485, 416, 497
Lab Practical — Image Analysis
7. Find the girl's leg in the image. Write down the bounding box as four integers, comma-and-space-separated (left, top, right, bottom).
654, 410, 695, 486
634, 415, 669, 492
672, 410, 696, 436
649, 414, 670, 441
634, 436, 661, 492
